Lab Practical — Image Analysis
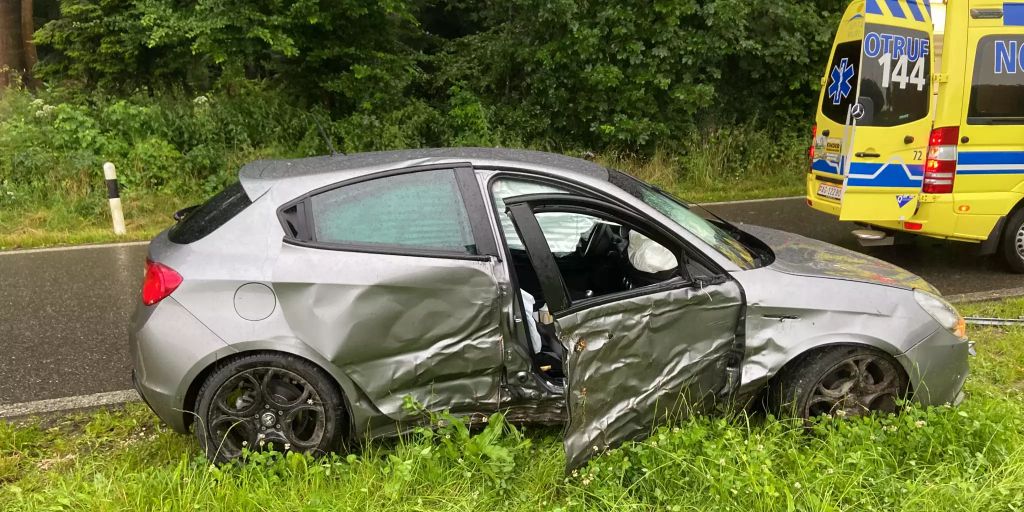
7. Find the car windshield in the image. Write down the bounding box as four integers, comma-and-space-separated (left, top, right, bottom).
608, 171, 759, 268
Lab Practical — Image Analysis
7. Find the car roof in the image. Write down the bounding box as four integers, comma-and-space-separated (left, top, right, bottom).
238, 148, 611, 198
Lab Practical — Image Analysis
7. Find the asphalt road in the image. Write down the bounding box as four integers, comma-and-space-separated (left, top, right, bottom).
1, 197, 1021, 406
705, 198, 1022, 296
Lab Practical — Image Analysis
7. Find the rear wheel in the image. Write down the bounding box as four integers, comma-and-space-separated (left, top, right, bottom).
195, 353, 346, 462
768, 346, 908, 419
1000, 207, 1024, 273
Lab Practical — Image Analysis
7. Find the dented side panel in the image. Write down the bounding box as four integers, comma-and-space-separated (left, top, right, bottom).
558, 280, 744, 471
732, 264, 963, 406
273, 243, 505, 421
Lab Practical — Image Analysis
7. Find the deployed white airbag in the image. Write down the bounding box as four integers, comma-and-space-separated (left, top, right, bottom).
627, 231, 678, 273
520, 289, 543, 353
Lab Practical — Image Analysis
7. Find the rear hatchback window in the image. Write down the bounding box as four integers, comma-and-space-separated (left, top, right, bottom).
168, 182, 252, 244
968, 35, 1024, 124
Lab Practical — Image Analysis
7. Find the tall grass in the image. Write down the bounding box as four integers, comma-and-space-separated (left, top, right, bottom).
1, 299, 1022, 511
597, 126, 807, 203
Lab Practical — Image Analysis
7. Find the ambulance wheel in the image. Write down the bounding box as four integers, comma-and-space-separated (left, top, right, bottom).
1001, 208, 1024, 274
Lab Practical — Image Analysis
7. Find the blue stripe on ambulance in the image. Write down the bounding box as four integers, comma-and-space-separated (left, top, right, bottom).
957, 151, 1024, 175
884, 0, 907, 19
958, 151, 1024, 165
904, 0, 925, 22
846, 161, 923, 187
865, 0, 931, 22
1005, 3, 1024, 26
812, 159, 841, 174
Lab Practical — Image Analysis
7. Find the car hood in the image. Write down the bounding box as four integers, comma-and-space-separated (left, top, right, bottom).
738, 224, 939, 294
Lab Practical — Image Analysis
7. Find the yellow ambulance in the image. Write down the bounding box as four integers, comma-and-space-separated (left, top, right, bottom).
806, 0, 1024, 272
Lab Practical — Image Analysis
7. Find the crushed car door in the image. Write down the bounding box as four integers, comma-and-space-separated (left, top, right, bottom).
839, 0, 935, 221
503, 194, 745, 471
272, 165, 505, 422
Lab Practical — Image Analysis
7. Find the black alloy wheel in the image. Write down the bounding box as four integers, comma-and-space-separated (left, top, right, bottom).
769, 346, 909, 419
195, 353, 346, 462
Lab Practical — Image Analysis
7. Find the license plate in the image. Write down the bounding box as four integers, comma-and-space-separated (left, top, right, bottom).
817, 183, 843, 200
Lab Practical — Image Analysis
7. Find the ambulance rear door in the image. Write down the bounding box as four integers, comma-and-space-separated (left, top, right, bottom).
812, 0, 865, 201
839, 0, 936, 222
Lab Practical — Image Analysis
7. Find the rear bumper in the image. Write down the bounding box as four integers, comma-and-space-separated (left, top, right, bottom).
805, 174, 985, 243
129, 296, 233, 433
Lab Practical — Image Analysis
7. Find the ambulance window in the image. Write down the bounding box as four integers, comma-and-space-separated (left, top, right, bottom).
857, 24, 931, 127
821, 40, 862, 124
967, 36, 1024, 124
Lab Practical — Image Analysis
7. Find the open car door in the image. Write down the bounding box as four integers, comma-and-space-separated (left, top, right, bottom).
839, 0, 936, 221
503, 194, 745, 471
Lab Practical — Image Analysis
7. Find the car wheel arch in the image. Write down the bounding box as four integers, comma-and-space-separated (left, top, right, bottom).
181, 346, 359, 439
763, 341, 914, 400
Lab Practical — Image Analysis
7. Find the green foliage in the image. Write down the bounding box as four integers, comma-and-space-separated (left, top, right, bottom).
0, 86, 321, 203
434, 0, 846, 149
4, 1, 835, 246
27, 0, 844, 151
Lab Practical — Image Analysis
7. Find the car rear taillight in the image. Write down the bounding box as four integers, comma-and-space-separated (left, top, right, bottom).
923, 126, 959, 194
808, 124, 817, 173
142, 259, 182, 306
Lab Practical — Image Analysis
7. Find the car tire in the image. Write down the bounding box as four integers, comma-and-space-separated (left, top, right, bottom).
194, 352, 346, 463
767, 346, 908, 419
1000, 207, 1024, 273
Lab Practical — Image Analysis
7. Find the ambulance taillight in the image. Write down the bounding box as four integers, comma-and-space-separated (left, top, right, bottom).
923, 126, 959, 194
808, 124, 817, 173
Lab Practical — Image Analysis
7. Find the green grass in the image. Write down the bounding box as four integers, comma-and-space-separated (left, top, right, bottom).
1, 300, 1022, 511
0, 192, 194, 250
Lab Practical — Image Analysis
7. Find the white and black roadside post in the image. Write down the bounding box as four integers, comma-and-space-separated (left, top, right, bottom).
103, 162, 126, 235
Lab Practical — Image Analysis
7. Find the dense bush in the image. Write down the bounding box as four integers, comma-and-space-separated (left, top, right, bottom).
0, 85, 324, 204
435, 0, 844, 149
22, 0, 845, 152
1, 0, 831, 234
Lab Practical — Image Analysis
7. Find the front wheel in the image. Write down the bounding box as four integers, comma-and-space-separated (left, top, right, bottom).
768, 346, 909, 419
1000, 207, 1024, 273
194, 353, 346, 462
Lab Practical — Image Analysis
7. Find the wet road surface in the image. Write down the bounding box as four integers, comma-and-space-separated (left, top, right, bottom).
705, 198, 1022, 296
1, 197, 1021, 405
1, 244, 147, 405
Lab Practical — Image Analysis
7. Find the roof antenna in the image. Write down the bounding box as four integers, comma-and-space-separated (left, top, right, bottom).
310, 114, 340, 156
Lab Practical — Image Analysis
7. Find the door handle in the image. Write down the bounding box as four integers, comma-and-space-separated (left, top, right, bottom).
855, 152, 881, 158
904, 135, 915, 144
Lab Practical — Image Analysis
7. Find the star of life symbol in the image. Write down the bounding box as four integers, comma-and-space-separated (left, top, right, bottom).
829, 58, 855, 105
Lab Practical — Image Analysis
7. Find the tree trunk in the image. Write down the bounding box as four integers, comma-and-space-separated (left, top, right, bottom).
0, 0, 24, 88
21, 0, 38, 87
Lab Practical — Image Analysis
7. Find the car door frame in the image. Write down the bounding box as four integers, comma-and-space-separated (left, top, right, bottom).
504, 193, 700, 313
502, 192, 747, 470
271, 162, 509, 424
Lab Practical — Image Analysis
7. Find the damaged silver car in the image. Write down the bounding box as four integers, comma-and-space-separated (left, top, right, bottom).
129, 148, 971, 470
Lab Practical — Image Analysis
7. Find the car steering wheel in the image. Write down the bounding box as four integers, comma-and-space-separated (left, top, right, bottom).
577, 223, 612, 260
